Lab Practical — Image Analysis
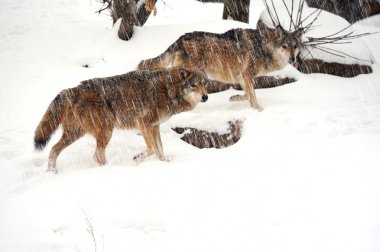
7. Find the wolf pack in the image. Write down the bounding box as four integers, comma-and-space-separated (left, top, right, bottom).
34, 14, 305, 173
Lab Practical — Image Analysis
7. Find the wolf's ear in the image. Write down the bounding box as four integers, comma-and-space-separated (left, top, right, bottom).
257, 19, 276, 38
257, 19, 274, 31
179, 68, 193, 83
275, 25, 286, 34
293, 28, 304, 38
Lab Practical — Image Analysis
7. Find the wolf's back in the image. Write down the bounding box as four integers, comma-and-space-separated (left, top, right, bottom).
137, 29, 246, 70
34, 92, 66, 150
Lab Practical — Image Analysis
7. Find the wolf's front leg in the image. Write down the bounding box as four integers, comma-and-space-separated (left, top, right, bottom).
134, 127, 154, 162
151, 125, 169, 162
94, 148, 107, 165
138, 125, 169, 162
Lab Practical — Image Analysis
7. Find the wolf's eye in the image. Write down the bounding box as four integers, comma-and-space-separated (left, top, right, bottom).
282, 44, 287, 49
191, 83, 197, 88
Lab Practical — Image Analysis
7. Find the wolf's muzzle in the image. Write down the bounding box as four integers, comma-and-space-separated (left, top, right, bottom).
288, 56, 296, 64
201, 95, 208, 102
288, 56, 296, 65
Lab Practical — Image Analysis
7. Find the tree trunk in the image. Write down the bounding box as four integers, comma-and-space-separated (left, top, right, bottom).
111, 0, 157, 40
196, 0, 250, 23
110, 0, 250, 40
305, 0, 380, 23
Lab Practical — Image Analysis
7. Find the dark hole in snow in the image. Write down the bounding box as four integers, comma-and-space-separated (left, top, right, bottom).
172, 120, 243, 149
82, 64, 90, 68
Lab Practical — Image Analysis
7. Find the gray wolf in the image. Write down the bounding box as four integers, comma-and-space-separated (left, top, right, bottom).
34, 68, 209, 173
138, 21, 303, 111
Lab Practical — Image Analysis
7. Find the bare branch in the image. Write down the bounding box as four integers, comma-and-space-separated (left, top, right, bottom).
322, 24, 355, 38
303, 0, 329, 33
301, 45, 315, 60
289, 0, 295, 31
305, 31, 356, 44
311, 45, 346, 58
304, 30, 379, 47
280, 0, 297, 31
79, 208, 98, 252
299, 0, 329, 33
260, 0, 376, 65
263, 0, 278, 27
270, 0, 281, 26
95, 0, 112, 14
311, 45, 373, 63
295, 0, 305, 29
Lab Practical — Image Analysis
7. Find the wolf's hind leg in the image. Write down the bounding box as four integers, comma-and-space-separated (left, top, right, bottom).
94, 130, 112, 166
48, 127, 84, 173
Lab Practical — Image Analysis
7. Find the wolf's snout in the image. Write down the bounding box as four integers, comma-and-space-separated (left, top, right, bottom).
201, 95, 208, 102
288, 56, 296, 64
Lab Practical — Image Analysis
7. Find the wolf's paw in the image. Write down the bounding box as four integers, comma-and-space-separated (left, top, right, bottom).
229, 94, 248, 102
47, 167, 58, 174
254, 105, 264, 112
133, 150, 154, 163
93, 152, 107, 166
133, 152, 146, 162
159, 156, 172, 162
47, 159, 58, 174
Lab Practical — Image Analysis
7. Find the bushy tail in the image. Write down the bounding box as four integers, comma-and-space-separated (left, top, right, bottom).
137, 52, 176, 70
34, 93, 66, 151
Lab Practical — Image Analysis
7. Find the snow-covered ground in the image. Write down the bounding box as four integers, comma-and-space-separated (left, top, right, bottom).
1, 0, 380, 251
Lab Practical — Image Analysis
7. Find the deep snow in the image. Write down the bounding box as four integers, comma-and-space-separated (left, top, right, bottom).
0, 0, 380, 252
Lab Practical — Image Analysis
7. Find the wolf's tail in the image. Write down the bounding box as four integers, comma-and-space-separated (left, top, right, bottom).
34, 92, 66, 151
137, 52, 177, 70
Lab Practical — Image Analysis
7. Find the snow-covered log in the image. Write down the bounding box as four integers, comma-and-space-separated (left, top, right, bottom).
172, 120, 243, 149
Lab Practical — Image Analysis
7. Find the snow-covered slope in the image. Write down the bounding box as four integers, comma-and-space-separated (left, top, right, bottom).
0, 0, 380, 252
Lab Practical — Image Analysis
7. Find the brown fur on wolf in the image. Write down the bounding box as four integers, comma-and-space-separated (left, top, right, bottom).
138, 21, 303, 111
34, 68, 209, 173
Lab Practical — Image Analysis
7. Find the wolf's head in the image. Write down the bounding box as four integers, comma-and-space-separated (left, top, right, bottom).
258, 20, 303, 68
174, 69, 208, 106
